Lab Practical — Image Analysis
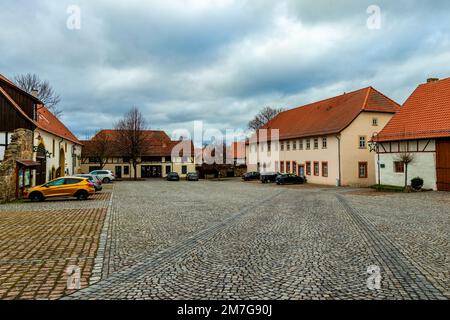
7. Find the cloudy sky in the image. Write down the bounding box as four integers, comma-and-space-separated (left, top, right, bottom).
1, 0, 450, 140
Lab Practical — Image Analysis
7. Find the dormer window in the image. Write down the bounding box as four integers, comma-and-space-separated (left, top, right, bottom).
372, 118, 378, 126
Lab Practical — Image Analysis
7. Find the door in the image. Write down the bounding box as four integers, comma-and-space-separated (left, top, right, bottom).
299, 165, 305, 178
36, 144, 47, 185
115, 166, 122, 179
436, 140, 450, 191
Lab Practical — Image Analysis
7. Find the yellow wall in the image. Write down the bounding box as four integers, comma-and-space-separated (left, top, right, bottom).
340, 111, 395, 186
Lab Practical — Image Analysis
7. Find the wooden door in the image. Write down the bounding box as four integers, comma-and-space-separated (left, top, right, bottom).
436, 139, 450, 191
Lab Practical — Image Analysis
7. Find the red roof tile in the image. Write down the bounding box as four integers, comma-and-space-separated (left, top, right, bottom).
375, 77, 450, 142
0, 73, 80, 145
231, 141, 246, 159
36, 105, 81, 145
259, 87, 400, 141
82, 130, 194, 158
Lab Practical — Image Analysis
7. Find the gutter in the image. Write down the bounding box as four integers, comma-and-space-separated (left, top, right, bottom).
336, 134, 342, 187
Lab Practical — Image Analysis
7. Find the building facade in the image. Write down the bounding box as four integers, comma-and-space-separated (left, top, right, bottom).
247, 87, 400, 187
81, 130, 195, 179
374, 77, 450, 191
0, 73, 82, 189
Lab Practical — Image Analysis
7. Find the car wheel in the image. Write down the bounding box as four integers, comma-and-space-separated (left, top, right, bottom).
76, 190, 89, 201
103, 177, 111, 184
30, 192, 45, 202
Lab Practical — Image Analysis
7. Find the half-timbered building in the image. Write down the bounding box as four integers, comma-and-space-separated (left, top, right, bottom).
374, 77, 450, 191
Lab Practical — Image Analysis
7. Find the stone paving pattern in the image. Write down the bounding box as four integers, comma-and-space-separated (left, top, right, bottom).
0, 192, 110, 299
66, 180, 449, 300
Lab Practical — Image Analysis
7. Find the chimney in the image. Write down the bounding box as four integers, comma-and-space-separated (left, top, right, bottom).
31, 87, 39, 97
427, 78, 439, 83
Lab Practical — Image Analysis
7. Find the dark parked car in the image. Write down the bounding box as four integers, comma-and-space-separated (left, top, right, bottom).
260, 172, 281, 184
186, 172, 199, 181
76, 174, 103, 192
242, 172, 261, 181
276, 174, 306, 185
166, 172, 180, 181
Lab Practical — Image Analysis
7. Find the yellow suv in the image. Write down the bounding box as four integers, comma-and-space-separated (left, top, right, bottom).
25, 177, 96, 202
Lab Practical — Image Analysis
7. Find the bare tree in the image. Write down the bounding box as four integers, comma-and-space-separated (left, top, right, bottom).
115, 107, 148, 180
396, 152, 415, 189
14, 73, 62, 117
248, 106, 283, 130
87, 131, 112, 170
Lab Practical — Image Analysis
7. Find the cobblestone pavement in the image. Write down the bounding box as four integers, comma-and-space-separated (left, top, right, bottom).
65, 180, 449, 300
0, 191, 111, 299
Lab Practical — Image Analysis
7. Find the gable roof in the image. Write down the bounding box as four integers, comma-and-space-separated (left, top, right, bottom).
0, 73, 81, 145
375, 77, 450, 142
259, 87, 400, 141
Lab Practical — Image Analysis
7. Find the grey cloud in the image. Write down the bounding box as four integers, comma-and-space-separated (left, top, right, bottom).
1, 0, 450, 137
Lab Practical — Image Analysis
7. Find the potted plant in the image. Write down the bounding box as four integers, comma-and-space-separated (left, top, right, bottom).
411, 177, 424, 191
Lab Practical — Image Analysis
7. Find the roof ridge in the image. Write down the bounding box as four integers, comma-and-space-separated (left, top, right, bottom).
286, 86, 371, 113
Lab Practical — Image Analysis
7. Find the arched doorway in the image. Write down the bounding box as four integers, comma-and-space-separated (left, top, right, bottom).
36, 143, 47, 185
56, 148, 65, 178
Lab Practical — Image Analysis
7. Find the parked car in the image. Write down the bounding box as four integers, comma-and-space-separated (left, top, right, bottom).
260, 172, 281, 184
76, 174, 103, 192
186, 172, 199, 181
89, 170, 115, 183
242, 172, 261, 181
276, 174, 306, 185
25, 177, 95, 202
166, 172, 180, 181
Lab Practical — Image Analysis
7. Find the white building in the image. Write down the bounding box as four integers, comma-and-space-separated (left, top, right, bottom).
374, 77, 450, 191
0, 73, 82, 186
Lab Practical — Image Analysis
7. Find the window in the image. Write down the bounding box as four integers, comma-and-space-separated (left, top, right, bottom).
286, 142, 290, 151
286, 161, 291, 173
372, 118, 379, 126
359, 136, 367, 149
280, 161, 285, 173
52, 139, 55, 157
281, 142, 285, 151
65, 178, 82, 185
47, 178, 65, 187
314, 162, 320, 176
314, 138, 319, 149
65, 142, 68, 153
299, 139, 303, 150
306, 139, 311, 150
322, 162, 328, 177
359, 162, 368, 178
165, 166, 171, 174
293, 141, 297, 150
292, 161, 297, 175
182, 166, 187, 174
322, 137, 327, 149
268, 142, 271, 152
124, 166, 130, 175
394, 161, 404, 173
306, 162, 311, 175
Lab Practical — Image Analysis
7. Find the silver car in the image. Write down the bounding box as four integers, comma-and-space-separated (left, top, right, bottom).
89, 170, 115, 183
76, 174, 103, 192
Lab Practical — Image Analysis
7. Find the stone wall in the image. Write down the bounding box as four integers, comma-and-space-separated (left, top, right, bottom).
0, 129, 34, 203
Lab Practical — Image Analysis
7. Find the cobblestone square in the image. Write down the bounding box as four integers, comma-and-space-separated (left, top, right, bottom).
0, 180, 448, 300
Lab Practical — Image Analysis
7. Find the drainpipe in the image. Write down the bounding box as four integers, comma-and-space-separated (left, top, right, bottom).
336, 134, 342, 187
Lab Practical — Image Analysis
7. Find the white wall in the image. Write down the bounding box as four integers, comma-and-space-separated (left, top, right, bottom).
34, 129, 82, 181
376, 140, 437, 190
